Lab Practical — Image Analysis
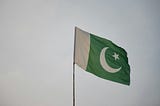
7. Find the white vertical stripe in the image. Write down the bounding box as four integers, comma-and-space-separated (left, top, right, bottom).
75, 27, 90, 70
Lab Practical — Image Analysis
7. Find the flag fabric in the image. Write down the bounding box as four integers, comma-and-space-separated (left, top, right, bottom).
74, 27, 130, 85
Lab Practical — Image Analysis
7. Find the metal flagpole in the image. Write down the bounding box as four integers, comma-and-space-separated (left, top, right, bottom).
73, 27, 76, 106
73, 62, 75, 106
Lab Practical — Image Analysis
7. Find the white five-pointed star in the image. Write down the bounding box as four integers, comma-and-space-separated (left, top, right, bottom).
112, 52, 119, 60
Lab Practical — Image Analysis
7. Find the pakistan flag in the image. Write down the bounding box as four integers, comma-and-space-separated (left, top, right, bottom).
74, 27, 130, 85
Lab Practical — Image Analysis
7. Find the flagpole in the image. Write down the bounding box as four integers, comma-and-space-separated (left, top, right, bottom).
73, 27, 76, 106
73, 61, 75, 106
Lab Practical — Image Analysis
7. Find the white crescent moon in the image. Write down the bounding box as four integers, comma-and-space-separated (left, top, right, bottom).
100, 47, 121, 73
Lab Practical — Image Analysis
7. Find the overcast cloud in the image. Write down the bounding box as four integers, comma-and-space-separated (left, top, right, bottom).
0, 0, 160, 106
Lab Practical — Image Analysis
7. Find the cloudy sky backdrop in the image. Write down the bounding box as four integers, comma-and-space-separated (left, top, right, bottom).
0, 0, 160, 106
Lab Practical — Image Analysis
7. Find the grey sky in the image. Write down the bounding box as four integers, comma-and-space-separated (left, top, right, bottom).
0, 0, 160, 106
